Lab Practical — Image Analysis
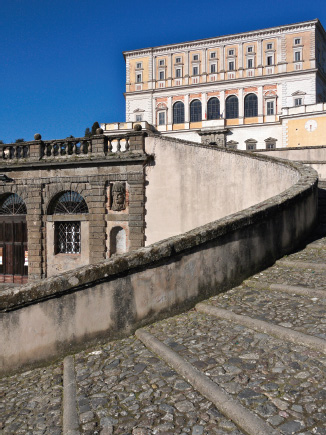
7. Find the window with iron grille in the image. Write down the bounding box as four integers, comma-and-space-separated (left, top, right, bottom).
225, 96, 239, 119
49, 191, 88, 255
56, 222, 81, 254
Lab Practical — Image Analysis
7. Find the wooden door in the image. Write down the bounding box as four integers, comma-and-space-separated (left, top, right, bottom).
0, 216, 28, 283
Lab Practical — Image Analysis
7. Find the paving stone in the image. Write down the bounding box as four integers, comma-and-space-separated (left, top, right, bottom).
0, 363, 63, 433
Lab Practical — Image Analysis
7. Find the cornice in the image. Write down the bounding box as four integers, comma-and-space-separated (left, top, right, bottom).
123, 20, 319, 59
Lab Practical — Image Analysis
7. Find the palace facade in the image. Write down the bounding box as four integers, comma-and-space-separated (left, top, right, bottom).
117, 19, 326, 149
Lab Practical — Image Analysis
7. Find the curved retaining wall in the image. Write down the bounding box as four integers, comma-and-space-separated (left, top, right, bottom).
254, 145, 326, 179
144, 136, 301, 245
0, 150, 318, 375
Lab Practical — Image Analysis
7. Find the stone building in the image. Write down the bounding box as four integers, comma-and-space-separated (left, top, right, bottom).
0, 131, 148, 283
116, 19, 326, 149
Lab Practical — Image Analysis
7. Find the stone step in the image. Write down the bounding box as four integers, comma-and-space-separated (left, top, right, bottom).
71, 335, 245, 434
143, 309, 326, 434
276, 260, 326, 270
136, 329, 277, 435
244, 279, 326, 298
202, 282, 326, 340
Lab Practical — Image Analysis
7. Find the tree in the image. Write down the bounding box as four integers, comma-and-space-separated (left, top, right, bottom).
0, 140, 4, 144
91, 122, 100, 136
15, 138, 25, 143
84, 127, 91, 138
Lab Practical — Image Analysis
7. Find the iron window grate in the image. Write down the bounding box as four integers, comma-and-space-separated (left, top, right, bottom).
56, 222, 81, 254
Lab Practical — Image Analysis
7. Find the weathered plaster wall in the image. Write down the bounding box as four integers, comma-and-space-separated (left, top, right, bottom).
0, 155, 318, 375
255, 145, 326, 179
144, 136, 300, 245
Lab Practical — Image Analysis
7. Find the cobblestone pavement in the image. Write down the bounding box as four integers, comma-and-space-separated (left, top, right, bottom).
1, 213, 326, 434
0, 363, 62, 434
74, 337, 244, 434
146, 313, 326, 434
206, 283, 326, 339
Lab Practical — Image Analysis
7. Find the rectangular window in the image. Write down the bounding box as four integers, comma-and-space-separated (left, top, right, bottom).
267, 43, 273, 50
210, 63, 216, 73
294, 38, 301, 45
56, 222, 81, 254
294, 98, 302, 106
267, 101, 274, 115
136, 114, 142, 122
176, 68, 181, 78
294, 51, 301, 61
159, 59, 165, 66
228, 49, 234, 56
158, 112, 165, 125
193, 54, 199, 61
193, 66, 199, 75
247, 46, 253, 53
266, 142, 275, 149
210, 52, 216, 58
176, 57, 181, 63
247, 58, 253, 68
136, 62, 142, 69
136, 73, 142, 83
229, 61, 234, 71
159, 70, 165, 80
267, 56, 273, 65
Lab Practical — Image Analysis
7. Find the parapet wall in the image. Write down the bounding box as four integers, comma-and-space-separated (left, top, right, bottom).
0, 143, 318, 375
254, 145, 326, 179
145, 136, 300, 244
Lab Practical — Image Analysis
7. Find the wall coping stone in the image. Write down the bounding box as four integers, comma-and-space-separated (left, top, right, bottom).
254, 145, 326, 152
0, 147, 317, 313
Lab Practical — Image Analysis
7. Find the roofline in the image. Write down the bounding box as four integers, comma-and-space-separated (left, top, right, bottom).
123, 18, 321, 59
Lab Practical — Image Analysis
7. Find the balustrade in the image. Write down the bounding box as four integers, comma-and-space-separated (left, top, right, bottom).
106, 136, 130, 154
42, 138, 91, 158
0, 144, 30, 160
0, 131, 144, 164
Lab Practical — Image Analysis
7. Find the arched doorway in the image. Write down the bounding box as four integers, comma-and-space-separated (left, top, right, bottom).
0, 193, 28, 283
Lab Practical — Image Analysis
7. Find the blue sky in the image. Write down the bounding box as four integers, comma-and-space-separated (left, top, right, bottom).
1, 0, 325, 143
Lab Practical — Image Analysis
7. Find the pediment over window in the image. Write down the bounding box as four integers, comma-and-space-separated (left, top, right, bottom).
133, 108, 145, 113
265, 137, 277, 142
245, 138, 257, 143
291, 90, 306, 96
227, 140, 239, 145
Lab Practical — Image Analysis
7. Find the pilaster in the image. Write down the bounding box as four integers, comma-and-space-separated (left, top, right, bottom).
258, 86, 264, 122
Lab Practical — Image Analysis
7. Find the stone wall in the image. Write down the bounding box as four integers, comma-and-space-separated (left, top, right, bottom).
0, 133, 147, 280
0, 148, 318, 375
254, 145, 326, 179
144, 135, 300, 245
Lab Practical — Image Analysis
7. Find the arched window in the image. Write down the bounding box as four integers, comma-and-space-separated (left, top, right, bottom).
244, 93, 258, 117
49, 191, 88, 215
173, 101, 185, 124
0, 193, 27, 215
49, 191, 88, 254
190, 99, 202, 122
225, 96, 239, 119
207, 97, 220, 120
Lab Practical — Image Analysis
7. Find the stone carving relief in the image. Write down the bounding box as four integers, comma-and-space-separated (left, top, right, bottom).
111, 182, 126, 211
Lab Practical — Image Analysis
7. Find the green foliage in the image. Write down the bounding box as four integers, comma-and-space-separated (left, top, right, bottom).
0, 140, 4, 144
84, 127, 91, 138
91, 122, 100, 136
15, 138, 25, 143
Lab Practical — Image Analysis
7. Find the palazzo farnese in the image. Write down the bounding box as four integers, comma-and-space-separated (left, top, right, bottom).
103, 19, 326, 150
